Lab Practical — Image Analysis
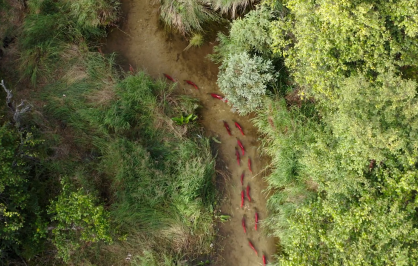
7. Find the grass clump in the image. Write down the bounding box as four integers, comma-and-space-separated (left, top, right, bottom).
210, 0, 255, 18
159, 0, 220, 36
19, 0, 119, 85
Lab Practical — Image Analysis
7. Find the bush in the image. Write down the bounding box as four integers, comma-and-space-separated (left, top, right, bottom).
217, 52, 275, 115
48, 180, 112, 262
211, 5, 274, 63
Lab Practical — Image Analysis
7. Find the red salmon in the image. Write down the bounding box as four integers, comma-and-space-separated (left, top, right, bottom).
223, 121, 231, 136
234, 121, 245, 135
249, 241, 258, 256
163, 73, 176, 82
184, 80, 199, 90
246, 185, 251, 202
242, 217, 246, 233
236, 148, 240, 166
237, 138, 245, 155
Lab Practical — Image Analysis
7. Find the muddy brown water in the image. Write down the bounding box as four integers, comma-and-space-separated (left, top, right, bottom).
104, 0, 276, 264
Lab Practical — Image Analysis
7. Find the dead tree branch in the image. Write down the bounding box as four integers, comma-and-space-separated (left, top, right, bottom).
1, 79, 32, 127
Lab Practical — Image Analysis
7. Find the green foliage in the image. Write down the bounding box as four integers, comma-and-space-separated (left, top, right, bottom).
159, 0, 220, 35
39, 51, 216, 264
245, 0, 418, 264
0, 123, 26, 251
218, 52, 275, 115
172, 114, 197, 125
48, 179, 112, 262
269, 0, 418, 99
252, 97, 318, 232
326, 72, 418, 171
211, 5, 274, 63
0, 120, 48, 261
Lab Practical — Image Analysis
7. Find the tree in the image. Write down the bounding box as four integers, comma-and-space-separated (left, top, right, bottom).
217, 52, 275, 115
48, 180, 112, 262
246, 1, 418, 264
270, 0, 418, 99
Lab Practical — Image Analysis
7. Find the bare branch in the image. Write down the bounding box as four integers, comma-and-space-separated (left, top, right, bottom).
1, 79, 32, 127
1, 79, 14, 110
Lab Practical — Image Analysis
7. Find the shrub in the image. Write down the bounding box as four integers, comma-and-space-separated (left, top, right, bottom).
211, 6, 274, 63
48, 180, 112, 262
217, 52, 275, 115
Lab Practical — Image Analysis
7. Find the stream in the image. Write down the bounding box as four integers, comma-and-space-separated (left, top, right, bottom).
104, 0, 276, 264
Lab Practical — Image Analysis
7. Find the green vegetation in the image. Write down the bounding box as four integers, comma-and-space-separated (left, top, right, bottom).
19, 0, 118, 85
1, 0, 216, 265
48, 180, 112, 262
214, 0, 418, 265
159, 0, 220, 36
183, 33, 204, 51
3, 0, 418, 264
39, 63, 216, 264
218, 52, 275, 114
157, 0, 259, 35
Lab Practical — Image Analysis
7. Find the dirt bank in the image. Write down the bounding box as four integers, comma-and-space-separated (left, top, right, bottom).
104, 0, 276, 264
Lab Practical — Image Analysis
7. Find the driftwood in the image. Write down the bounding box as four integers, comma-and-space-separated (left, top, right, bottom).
1, 79, 32, 127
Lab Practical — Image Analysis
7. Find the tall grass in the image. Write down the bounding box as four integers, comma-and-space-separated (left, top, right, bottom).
159, 0, 220, 36
252, 97, 319, 236
39, 52, 216, 264
210, 0, 255, 18
19, 0, 119, 85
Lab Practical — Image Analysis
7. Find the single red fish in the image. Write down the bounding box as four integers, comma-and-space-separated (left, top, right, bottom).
242, 217, 247, 233
255, 212, 258, 231
236, 148, 240, 166
163, 73, 176, 82
241, 190, 244, 208
184, 80, 199, 90
234, 121, 245, 136
263, 255, 267, 265
210, 93, 228, 103
237, 138, 245, 155
248, 158, 252, 173
249, 241, 258, 256
129, 64, 134, 74
223, 121, 231, 136
241, 171, 244, 186
246, 185, 251, 202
